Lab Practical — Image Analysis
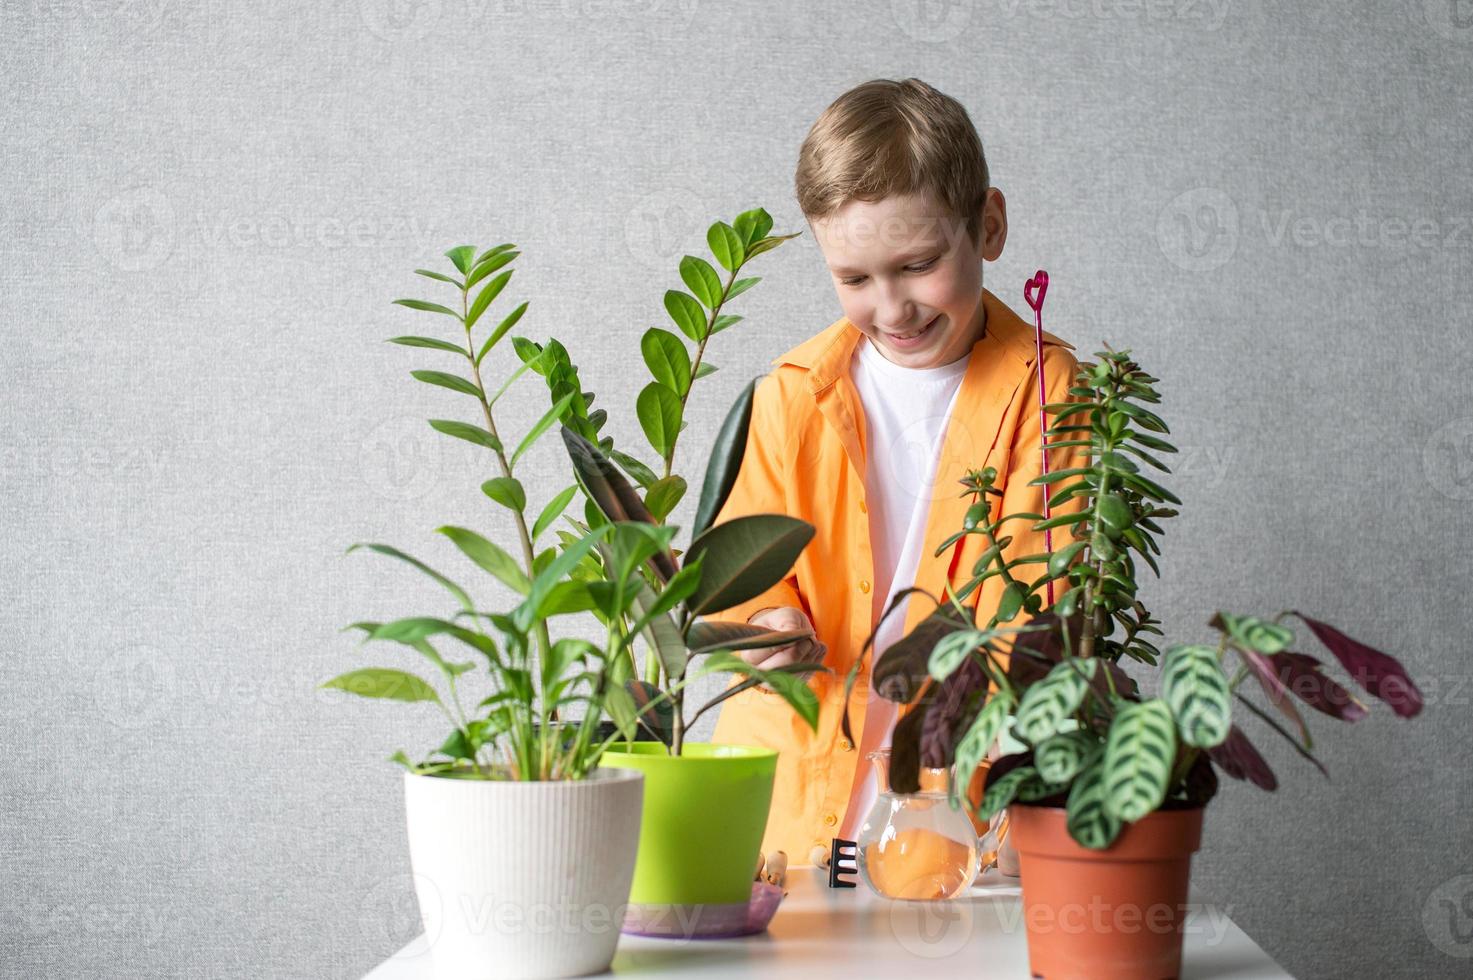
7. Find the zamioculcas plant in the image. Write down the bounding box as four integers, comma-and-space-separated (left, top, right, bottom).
518, 208, 830, 755
847, 345, 1424, 845
323, 244, 674, 780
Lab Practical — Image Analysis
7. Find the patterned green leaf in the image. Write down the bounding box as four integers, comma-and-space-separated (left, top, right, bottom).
1065, 755, 1123, 850
1213, 612, 1295, 654
1103, 699, 1177, 822
928, 629, 989, 681
1035, 729, 1100, 784
1161, 644, 1231, 747
952, 692, 1014, 810
1014, 658, 1098, 743
975, 762, 1033, 823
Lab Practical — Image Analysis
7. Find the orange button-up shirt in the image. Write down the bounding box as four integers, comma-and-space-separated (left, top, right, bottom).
708, 288, 1087, 864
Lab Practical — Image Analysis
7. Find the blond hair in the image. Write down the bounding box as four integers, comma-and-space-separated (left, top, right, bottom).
795, 78, 990, 245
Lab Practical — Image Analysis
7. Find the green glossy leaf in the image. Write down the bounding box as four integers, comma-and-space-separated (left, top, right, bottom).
466, 249, 518, 290
477, 301, 528, 365
511, 390, 577, 469
1103, 699, 1177, 822
428, 419, 501, 451
411, 370, 481, 398
733, 208, 773, 245
444, 245, 476, 274
320, 668, 439, 703
644, 475, 687, 522
685, 620, 814, 655
393, 298, 460, 318
1014, 658, 1098, 743
684, 515, 814, 616
388, 335, 465, 355
693, 361, 718, 380
608, 447, 658, 490
641, 327, 691, 397
1097, 493, 1133, 537
1161, 644, 1231, 748
997, 581, 1025, 622
710, 313, 742, 334
1047, 541, 1089, 579
636, 381, 683, 461
481, 476, 525, 512
707, 221, 745, 272
513, 523, 613, 633
679, 255, 723, 309
726, 276, 760, 301
465, 270, 512, 330
346, 542, 472, 612
663, 289, 707, 342
437, 525, 530, 595
629, 579, 688, 682
532, 485, 578, 542
692, 377, 755, 538
414, 269, 462, 287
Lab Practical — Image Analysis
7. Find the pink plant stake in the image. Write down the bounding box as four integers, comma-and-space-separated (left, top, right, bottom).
1024, 271, 1055, 606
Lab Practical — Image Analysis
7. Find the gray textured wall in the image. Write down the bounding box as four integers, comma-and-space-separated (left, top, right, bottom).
3, 1, 1470, 977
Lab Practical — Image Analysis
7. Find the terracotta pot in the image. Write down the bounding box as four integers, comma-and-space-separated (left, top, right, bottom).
1008, 804, 1204, 980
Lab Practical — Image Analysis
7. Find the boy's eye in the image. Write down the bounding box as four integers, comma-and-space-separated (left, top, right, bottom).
839, 259, 936, 287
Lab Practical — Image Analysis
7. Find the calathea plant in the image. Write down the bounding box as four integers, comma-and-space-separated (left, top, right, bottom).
322, 244, 681, 780
847, 346, 1424, 846
511, 208, 830, 755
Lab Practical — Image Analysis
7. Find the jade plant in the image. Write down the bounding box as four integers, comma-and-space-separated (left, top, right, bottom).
323, 244, 682, 780
846, 346, 1424, 846
515, 208, 830, 755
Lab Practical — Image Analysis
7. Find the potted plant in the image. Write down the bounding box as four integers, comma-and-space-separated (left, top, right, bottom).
519, 209, 833, 935
322, 243, 663, 980
848, 345, 1423, 979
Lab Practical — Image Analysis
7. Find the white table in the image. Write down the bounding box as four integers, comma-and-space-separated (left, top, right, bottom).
365, 867, 1290, 978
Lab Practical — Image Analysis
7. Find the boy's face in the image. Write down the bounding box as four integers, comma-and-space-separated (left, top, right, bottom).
811, 188, 1007, 369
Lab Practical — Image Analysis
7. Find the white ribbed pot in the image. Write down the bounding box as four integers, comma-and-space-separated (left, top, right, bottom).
403, 766, 644, 980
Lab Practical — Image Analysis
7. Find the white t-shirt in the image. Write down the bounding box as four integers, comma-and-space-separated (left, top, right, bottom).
838, 337, 972, 841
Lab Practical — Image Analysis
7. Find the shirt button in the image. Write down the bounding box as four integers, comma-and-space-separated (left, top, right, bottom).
823, 812, 838, 827
859, 499, 868, 514
839, 738, 854, 751
859, 580, 871, 594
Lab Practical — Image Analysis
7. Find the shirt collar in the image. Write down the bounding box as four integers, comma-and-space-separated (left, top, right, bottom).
772, 288, 1075, 393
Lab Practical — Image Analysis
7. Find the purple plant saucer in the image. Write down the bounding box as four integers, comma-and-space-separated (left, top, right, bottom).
620, 881, 786, 939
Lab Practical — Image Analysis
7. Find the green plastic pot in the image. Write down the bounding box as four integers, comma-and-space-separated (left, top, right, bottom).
598, 742, 777, 906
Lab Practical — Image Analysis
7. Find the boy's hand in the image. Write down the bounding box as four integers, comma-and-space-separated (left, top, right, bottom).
741, 606, 828, 691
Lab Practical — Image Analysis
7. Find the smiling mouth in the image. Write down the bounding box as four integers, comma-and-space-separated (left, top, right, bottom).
887, 315, 940, 341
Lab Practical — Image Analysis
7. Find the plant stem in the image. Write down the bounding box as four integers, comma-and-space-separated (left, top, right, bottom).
459, 288, 556, 715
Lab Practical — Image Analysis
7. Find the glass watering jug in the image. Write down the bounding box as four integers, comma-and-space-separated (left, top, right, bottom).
855, 748, 981, 901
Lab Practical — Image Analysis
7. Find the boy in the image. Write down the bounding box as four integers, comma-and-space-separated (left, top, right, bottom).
707, 78, 1087, 868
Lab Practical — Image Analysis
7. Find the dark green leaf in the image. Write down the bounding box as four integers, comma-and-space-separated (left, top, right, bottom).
644, 475, 687, 522
692, 377, 755, 538
684, 515, 814, 616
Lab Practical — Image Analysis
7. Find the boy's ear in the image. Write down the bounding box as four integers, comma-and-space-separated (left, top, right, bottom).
979, 187, 1007, 262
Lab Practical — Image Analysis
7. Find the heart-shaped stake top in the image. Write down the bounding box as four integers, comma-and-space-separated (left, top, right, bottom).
1025, 270, 1049, 313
